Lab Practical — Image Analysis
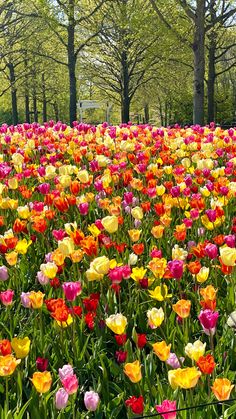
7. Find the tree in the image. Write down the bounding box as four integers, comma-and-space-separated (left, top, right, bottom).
34, 0, 106, 125
206, 0, 236, 123
85, 0, 161, 123
150, 0, 236, 125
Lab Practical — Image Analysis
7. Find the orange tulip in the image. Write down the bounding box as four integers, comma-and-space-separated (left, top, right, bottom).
211, 378, 234, 401
0, 355, 21, 376
124, 361, 142, 383
172, 300, 191, 318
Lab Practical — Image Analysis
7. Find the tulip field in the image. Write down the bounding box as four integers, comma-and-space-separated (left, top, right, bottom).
1, 121, 236, 418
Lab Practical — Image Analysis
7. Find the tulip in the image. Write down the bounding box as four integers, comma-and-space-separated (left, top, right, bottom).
0, 266, 8, 281
167, 353, 184, 369
184, 340, 206, 362
36, 357, 49, 372
220, 246, 236, 266
205, 243, 218, 259
84, 391, 100, 411
212, 378, 234, 401
0, 339, 11, 356
128, 229, 142, 242
61, 374, 78, 394
149, 285, 172, 301
168, 367, 201, 389
90, 256, 110, 275
29, 291, 44, 309
37, 271, 49, 285
197, 354, 216, 374
125, 395, 144, 415
147, 307, 164, 328
59, 364, 74, 381
31, 371, 52, 393
55, 388, 69, 410
131, 206, 143, 220
172, 300, 191, 318
153, 341, 171, 361
62, 281, 82, 301
124, 360, 142, 383
0, 355, 21, 376
11, 337, 30, 359
20, 292, 31, 308
198, 309, 219, 335
155, 400, 177, 419
101, 215, 118, 233
0, 290, 14, 306
168, 260, 184, 279
196, 267, 209, 283
105, 313, 127, 334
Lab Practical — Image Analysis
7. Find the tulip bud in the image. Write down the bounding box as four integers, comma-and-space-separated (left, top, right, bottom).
55, 388, 69, 410
84, 390, 100, 411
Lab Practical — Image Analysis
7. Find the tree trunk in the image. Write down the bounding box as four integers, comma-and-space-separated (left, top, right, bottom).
207, 36, 216, 123
68, 0, 77, 126
53, 102, 59, 121
144, 103, 149, 123
24, 58, 30, 123
25, 95, 30, 123
33, 89, 38, 123
8, 62, 18, 125
192, 0, 205, 125
121, 50, 130, 123
42, 73, 47, 122
207, 2, 217, 124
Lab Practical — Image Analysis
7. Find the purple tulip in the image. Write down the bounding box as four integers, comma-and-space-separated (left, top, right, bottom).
84, 391, 100, 412
0, 266, 8, 281
55, 388, 69, 410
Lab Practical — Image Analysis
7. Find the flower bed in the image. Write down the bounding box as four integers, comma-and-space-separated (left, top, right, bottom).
0, 121, 236, 418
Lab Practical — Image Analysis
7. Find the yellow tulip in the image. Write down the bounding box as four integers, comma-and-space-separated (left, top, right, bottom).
149, 285, 172, 301
105, 313, 127, 335
168, 367, 201, 389
90, 256, 110, 275
130, 267, 147, 282
11, 337, 30, 359
147, 307, 164, 328
40, 262, 58, 279
131, 206, 143, 220
184, 340, 206, 362
15, 239, 32, 255
128, 229, 142, 242
31, 371, 52, 393
29, 291, 44, 309
102, 216, 119, 234
196, 267, 209, 283
220, 246, 236, 266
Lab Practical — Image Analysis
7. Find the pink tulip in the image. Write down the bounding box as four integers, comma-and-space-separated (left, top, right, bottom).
61, 374, 78, 394
168, 260, 184, 280
198, 309, 219, 336
205, 243, 218, 259
78, 202, 89, 215
0, 290, 14, 306
155, 400, 177, 419
62, 282, 82, 301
